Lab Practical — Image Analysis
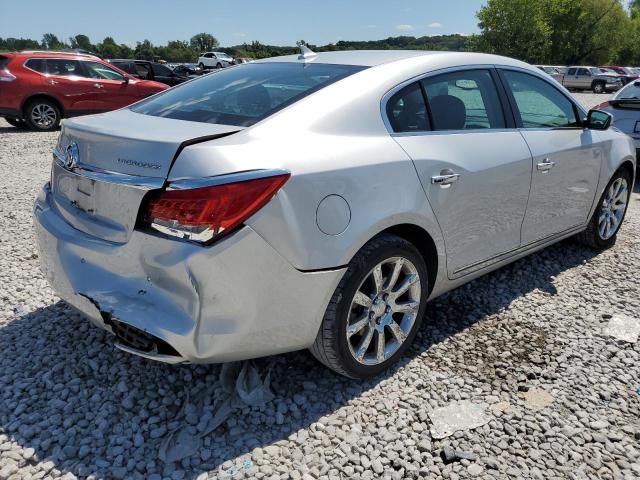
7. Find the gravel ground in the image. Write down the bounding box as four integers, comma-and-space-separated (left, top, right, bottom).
0, 92, 639, 480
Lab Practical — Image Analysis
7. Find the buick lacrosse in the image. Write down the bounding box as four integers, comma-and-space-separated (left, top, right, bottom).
34, 49, 636, 378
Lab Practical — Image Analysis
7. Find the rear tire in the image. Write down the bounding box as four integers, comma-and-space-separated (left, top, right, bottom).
198, 62, 205, 70
5, 117, 27, 129
576, 168, 632, 249
592, 82, 605, 94
216, 62, 222, 69
310, 234, 429, 379
24, 99, 61, 131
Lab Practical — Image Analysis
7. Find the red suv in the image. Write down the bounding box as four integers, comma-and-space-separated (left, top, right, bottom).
0, 51, 168, 131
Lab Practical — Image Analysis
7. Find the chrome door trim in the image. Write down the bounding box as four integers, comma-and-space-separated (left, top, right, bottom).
452, 223, 584, 278
53, 147, 164, 190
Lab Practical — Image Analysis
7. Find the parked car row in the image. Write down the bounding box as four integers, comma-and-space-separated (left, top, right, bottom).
0, 51, 168, 131
535, 64, 640, 93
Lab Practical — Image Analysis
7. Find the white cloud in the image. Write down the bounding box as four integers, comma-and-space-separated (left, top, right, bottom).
233, 32, 246, 37
428, 22, 442, 28
395, 24, 415, 31
454, 32, 471, 37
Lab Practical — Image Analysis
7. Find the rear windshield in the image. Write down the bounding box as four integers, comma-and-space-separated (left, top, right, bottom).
131, 62, 366, 126
0, 56, 9, 69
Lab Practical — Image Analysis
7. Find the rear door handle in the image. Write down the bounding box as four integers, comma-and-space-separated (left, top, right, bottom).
93, 83, 104, 89
47, 79, 58, 85
431, 170, 461, 187
537, 158, 556, 172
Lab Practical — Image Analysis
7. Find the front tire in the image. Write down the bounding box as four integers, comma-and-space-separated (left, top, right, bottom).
576, 168, 632, 249
310, 234, 429, 379
216, 62, 222, 69
592, 82, 605, 94
24, 99, 60, 131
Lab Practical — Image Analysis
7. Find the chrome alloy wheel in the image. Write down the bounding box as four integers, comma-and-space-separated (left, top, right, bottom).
31, 104, 57, 128
346, 257, 421, 365
598, 177, 628, 240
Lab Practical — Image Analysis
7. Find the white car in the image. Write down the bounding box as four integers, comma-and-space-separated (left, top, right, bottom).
197, 52, 234, 70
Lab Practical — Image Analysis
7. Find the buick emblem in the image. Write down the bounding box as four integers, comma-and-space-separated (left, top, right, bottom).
65, 142, 79, 169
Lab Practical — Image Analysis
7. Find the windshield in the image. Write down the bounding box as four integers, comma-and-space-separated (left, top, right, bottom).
616, 82, 640, 99
131, 62, 366, 126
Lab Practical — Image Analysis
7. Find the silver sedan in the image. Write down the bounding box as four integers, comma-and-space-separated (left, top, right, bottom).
596, 80, 640, 160
34, 50, 636, 378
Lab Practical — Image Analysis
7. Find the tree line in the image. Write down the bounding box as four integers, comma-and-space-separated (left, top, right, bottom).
2, 0, 639, 65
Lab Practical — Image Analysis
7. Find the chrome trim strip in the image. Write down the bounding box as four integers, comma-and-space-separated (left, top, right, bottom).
452, 224, 584, 277
167, 168, 290, 190
53, 148, 164, 190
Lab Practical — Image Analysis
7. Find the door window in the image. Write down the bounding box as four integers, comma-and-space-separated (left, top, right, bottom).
567, 68, 576, 75
578, 68, 590, 76
421, 69, 506, 130
386, 82, 429, 133
502, 70, 578, 128
82, 61, 125, 80
151, 63, 173, 76
45, 59, 83, 76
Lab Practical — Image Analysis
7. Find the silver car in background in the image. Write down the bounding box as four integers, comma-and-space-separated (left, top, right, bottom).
596, 80, 640, 164
34, 50, 636, 378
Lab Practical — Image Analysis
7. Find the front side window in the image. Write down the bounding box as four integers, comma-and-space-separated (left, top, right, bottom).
422, 69, 506, 130
45, 59, 82, 76
386, 82, 429, 133
567, 68, 577, 75
502, 70, 578, 128
83, 61, 125, 80
131, 62, 366, 127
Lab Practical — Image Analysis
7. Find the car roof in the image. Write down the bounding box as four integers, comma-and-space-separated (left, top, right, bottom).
253, 49, 533, 69
9, 51, 101, 61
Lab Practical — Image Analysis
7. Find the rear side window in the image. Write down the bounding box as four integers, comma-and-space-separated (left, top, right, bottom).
131, 62, 366, 127
135, 63, 152, 79
152, 63, 172, 76
502, 70, 578, 128
45, 59, 82, 76
24, 58, 46, 73
422, 69, 506, 130
386, 82, 429, 133
0, 56, 9, 69
568, 68, 576, 75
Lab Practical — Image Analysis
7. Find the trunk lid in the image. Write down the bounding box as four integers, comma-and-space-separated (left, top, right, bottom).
50, 109, 241, 243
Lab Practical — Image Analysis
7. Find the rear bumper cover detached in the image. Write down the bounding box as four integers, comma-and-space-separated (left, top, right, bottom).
33, 183, 345, 363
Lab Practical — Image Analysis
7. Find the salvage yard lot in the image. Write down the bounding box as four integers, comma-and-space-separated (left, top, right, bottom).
0, 92, 638, 480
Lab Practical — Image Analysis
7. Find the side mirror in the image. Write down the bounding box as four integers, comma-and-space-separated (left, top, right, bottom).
585, 109, 612, 130
121, 76, 130, 84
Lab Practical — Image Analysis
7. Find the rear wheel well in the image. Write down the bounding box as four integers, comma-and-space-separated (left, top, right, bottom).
380, 224, 438, 297
22, 95, 64, 118
618, 160, 635, 182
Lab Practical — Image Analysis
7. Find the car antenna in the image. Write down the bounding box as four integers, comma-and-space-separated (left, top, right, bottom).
298, 43, 317, 61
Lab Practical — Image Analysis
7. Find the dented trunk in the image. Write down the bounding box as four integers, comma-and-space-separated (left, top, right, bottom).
51, 108, 240, 243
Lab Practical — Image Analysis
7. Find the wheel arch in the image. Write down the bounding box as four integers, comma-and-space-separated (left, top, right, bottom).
375, 223, 439, 298
617, 159, 636, 184
21, 94, 64, 118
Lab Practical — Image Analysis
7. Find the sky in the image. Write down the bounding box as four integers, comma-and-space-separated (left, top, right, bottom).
2, 0, 486, 47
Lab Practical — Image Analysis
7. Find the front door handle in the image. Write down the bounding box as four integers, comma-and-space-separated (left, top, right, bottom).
47, 79, 58, 85
537, 158, 556, 172
431, 169, 461, 187
93, 83, 104, 89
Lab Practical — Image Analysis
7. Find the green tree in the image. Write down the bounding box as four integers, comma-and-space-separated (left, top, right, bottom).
69, 34, 93, 51
41, 33, 66, 50
189, 33, 218, 52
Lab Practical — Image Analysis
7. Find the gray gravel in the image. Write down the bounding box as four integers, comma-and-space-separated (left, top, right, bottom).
0, 91, 639, 480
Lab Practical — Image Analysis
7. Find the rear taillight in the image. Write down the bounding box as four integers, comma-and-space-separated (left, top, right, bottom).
142, 173, 290, 243
595, 101, 610, 109
0, 69, 16, 82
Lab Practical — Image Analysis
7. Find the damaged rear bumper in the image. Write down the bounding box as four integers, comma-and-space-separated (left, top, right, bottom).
33, 183, 345, 363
